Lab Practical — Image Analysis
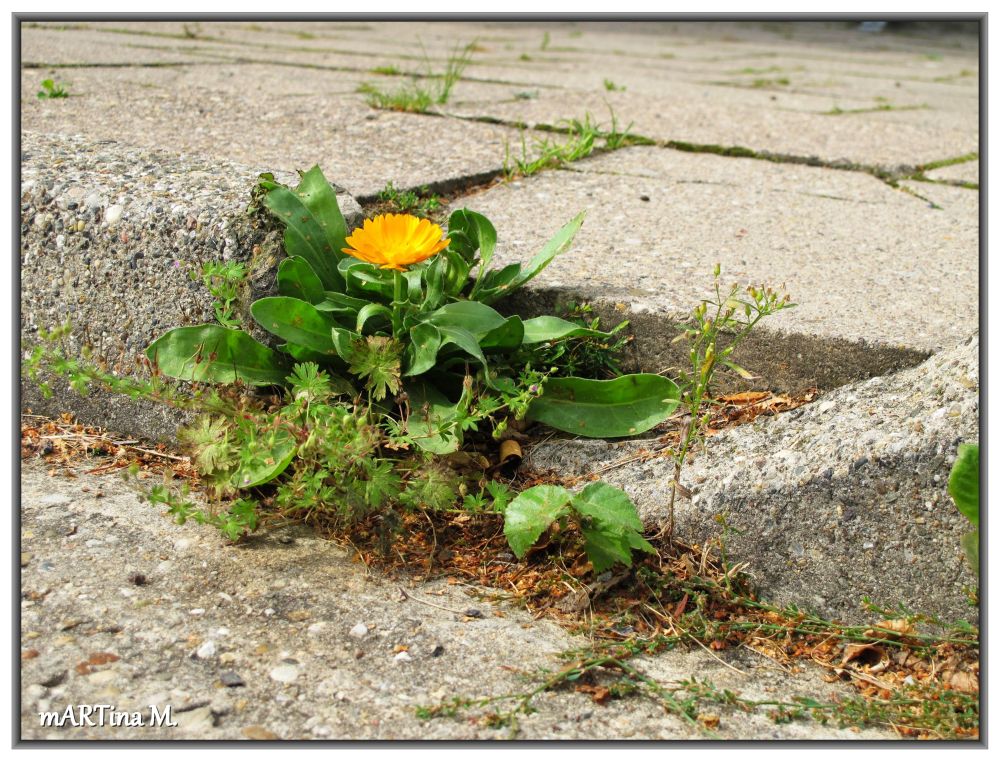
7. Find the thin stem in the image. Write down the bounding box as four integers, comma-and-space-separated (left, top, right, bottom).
391, 270, 404, 339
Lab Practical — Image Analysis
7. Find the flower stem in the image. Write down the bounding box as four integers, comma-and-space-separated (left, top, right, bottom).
392, 270, 404, 339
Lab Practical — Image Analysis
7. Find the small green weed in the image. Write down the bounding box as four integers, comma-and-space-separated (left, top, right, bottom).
359, 40, 475, 113
37, 78, 69, 99
371, 64, 401, 76
603, 78, 626, 92
375, 181, 442, 218
196, 260, 247, 329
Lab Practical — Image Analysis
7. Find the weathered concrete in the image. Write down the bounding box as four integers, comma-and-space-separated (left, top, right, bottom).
926, 160, 980, 185
460, 145, 978, 356
19, 131, 362, 442
20, 459, 894, 740
528, 334, 980, 624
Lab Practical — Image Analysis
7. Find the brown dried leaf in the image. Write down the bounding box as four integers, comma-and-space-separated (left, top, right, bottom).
841, 642, 886, 667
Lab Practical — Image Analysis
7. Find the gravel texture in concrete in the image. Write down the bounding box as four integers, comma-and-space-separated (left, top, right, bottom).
528, 334, 980, 624
20, 459, 894, 741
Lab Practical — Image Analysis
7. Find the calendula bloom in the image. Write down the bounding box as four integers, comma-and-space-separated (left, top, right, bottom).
342, 213, 450, 271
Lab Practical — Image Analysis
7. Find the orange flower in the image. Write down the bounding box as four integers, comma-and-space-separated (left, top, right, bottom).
342, 213, 450, 271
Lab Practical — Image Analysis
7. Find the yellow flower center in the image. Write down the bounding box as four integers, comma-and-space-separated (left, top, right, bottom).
342, 213, 450, 271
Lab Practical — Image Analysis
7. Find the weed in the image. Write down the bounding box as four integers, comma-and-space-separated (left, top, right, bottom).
541, 31, 550, 50
359, 40, 476, 113
502, 107, 639, 179
37, 78, 69, 99
659, 266, 793, 539
375, 181, 442, 218
603, 78, 626, 92
196, 260, 247, 329
371, 65, 401, 76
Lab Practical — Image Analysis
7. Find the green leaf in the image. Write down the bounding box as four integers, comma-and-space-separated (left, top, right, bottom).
480, 315, 524, 352
527, 374, 679, 438
521, 315, 609, 344
961, 530, 979, 574
949, 443, 979, 527
356, 303, 393, 333
404, 322, 443, 377
146, 325, 288, 386
340, 259, 394, 298
261, 166, 348, 291
572, 482, 643, 532
448, 209, 497, 268
315, 290, 368, 317
580, 526, 633, 573
277, 257, 325, 304
404, 382, 464, 454
425, 301, 508, 338
251, 297, 340, 356
477, 212, 585, 304
503, 484, 573, 558
232, 426, 297, 488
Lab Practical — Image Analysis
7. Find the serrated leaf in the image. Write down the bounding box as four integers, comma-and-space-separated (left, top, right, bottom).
146, 325, 288, 386
580, 525, 633, 573
572, 482, 643, 532
503, 485, 572, 558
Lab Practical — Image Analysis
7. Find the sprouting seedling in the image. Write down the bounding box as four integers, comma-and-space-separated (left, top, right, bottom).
37, 79, 69, 99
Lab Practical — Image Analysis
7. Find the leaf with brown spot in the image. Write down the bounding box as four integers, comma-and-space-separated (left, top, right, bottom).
575, 684, 611, 705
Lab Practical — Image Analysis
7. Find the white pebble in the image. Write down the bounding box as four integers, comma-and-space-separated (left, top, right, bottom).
104, 204, 123, 225
269, 664, 299, 683
349, 623, 369, 639
189, 608, 206, 616
196, 641, 216, 659
394, 651, 413, 662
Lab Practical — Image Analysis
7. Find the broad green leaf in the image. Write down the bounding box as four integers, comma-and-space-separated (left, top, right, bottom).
527, 374, 679, 438
472, 262, 522, 303
281, 342, 329, 364
356, 303, 393, 333
425, 301, 508, 338
276, 257, 325, 304
480, 315, 525, 352
146, 325, 287, 386
261, 166, 347, 291
331, 326, 359, 361
572, 482, 643, 532
404, 322, 443, 377
231, 426, 297, 488
949, 443, 979, 527
340, 259, 394, 299
580, 526, 633, 573
315, 290, 368, 315
503, 484, 573, 558
521, 315, 610, 344
251, 297, 339, 356
404, 382, 463, 454
438, 325, 490, 372
449, 209, 497, 269
421, 255, 446, 310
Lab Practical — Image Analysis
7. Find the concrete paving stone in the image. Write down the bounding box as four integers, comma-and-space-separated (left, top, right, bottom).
19, 457, 895, 740
443, 83, 976, 170
21, 27, 216, 66
926, 160, 980, 185
448, 145, 977, 355
527, 334, 979, 624
21, 68, 537, 200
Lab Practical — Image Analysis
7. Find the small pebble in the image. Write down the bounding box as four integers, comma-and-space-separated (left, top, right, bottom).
220, 671, 245, 688
269, 664, 299, 683
349, 623, 369, 639
394, 651, 412, 662
196, 641, 217, 659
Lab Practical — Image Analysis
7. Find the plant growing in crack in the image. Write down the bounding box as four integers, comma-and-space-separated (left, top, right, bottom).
659, 265, 794, 539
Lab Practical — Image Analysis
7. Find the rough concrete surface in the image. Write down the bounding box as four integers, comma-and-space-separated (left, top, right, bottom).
19, 18, 981, 742
528, 334, 980, 624
20, 459, 893, 741
460, 146, 977, 353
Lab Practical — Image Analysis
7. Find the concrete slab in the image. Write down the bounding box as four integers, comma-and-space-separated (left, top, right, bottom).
927, 160, 980, 185
21, 67, 532, 200
527, 334, 980, 624
451, 146, 978, 356
443, 83, 976, 170
20, 458, 894, 740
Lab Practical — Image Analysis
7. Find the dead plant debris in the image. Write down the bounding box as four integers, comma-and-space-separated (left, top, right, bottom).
20, 407, 979, 739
